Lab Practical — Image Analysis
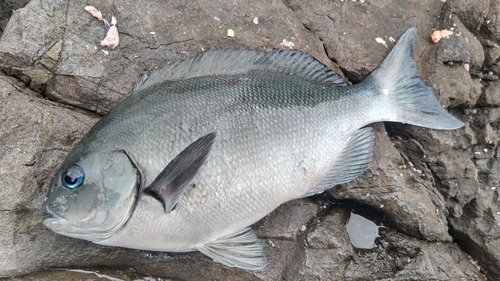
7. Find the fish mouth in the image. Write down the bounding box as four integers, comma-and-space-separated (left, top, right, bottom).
41, 201, 62, 220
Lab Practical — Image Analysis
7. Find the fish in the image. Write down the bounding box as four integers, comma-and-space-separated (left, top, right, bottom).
41, 26, 464, 270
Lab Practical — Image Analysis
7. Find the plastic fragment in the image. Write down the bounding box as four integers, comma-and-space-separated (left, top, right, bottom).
227, 29, 235, 37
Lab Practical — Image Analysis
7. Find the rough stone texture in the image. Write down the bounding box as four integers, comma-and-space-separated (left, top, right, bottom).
0, 0, 30, 38
329, 124, 453, 242
0, 0, 498, 280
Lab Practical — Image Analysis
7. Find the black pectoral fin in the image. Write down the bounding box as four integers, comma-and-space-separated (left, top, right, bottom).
146, 132, 216, 213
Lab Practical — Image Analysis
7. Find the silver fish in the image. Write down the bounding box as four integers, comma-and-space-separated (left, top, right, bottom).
42, 26, 464, 270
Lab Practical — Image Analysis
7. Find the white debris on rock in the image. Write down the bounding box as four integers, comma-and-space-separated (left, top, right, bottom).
375, 37, 387, 47
280, 39, 295, 48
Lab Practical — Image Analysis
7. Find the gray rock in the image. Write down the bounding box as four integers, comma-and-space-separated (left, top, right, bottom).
450, 0, 489, 32
0, 0, 30, 38
478, 80, 500, 106
0, 0, 498, 280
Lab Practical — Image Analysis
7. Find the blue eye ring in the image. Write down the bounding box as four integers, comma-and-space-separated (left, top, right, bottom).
61, 165, 85, 189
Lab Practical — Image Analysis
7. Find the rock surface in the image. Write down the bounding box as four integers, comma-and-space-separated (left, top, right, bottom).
0, 0, 498, 280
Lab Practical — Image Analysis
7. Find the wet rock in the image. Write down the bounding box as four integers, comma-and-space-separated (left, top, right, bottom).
0, 0, 498, 280
388, 105, 500, 279
290, 207, 484, 281
330, 124, 452, 242
343, 227, 485, 281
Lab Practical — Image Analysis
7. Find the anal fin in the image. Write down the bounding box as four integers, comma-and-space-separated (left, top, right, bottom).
199, 228, 267, 270
303, 127, 374, 197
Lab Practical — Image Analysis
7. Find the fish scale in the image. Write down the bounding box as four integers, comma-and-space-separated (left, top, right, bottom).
42, 27, 464, 270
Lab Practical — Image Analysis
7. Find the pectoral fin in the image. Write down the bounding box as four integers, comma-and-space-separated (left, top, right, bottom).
199, 228, 268, 270
146, 132, 216, 213
303, 127, 374, 197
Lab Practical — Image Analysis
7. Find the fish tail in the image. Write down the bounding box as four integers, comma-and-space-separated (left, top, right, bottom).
366, 26, 464, 130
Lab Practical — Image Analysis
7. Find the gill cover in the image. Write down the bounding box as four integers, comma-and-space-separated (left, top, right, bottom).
42, 150, 139, 242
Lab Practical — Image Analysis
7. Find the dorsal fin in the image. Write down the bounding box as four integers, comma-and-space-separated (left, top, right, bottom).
133, 49, 347, 93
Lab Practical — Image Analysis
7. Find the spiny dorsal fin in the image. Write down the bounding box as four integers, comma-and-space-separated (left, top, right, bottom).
133, 49, 347, 93
303, 127, 374, 197
199, 227, 267, 270
145, 132, 216, 213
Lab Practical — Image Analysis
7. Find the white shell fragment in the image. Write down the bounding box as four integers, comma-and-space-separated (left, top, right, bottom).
253, 17, 259, 24
375, 37, 387, 47
227, 29, 235, 37
84, 6, 102, 21
101, 16, 119, 49
280, 39, 295, 49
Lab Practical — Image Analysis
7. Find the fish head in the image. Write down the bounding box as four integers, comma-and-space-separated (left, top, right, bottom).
42, 150, 139, 242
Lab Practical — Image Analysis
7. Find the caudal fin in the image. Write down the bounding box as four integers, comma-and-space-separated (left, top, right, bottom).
366, 26, 464, 130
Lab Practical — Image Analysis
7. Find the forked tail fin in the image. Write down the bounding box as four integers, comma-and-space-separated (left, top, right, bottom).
365, 26, 464, 130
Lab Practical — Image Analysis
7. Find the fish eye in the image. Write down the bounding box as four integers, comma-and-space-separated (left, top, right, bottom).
61, 165, 85, 189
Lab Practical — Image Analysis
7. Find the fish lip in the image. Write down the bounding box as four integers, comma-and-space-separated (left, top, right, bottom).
42, 216, 61, 225
41, 202, 62, 220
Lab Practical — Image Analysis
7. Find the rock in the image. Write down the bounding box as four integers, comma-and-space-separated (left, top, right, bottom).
330, 124, 452, 242
419, 17, 483, 108
484, 1, 500, 42
450, 0, 489, 32
435, 21, 484, 68
477, 80, 500, 106
0, 0, 30, 38
389, 106, 500, 279
0, 0, 498, 280
282, 0, 443, 83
